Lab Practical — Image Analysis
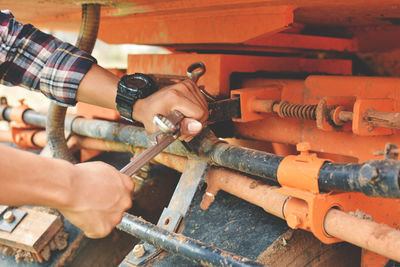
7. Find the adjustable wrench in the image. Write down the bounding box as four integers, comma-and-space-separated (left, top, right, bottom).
120, 62, 206, 177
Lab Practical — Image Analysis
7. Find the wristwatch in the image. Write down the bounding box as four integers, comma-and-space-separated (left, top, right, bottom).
116, 73, 157, 122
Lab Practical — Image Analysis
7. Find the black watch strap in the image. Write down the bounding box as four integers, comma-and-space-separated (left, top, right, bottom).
116, 73, 156, 122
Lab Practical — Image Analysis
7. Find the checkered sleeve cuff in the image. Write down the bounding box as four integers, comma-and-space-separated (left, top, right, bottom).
39, 42, 96, 106
0, 11, 96, 106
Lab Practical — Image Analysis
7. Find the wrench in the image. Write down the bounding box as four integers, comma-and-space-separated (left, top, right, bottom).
120, 62, 205, 177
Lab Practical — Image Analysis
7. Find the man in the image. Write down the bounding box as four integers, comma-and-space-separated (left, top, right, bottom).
0, 11, 208, 238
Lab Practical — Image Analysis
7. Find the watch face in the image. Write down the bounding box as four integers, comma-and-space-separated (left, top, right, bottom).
125, 75, 147, 90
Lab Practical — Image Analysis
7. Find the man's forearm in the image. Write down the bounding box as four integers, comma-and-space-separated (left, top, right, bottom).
76, 64, 119, 110
0, 145, 72, 208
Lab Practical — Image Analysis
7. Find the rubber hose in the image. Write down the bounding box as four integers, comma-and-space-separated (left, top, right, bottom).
45, 4, 100, 162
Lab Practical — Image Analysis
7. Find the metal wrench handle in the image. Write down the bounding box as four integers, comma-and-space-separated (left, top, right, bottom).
120, 110, 184, 177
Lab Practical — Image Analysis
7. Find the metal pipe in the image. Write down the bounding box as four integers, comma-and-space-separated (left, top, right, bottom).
200, 168, 400, 262
324, 209, 400, 262
117, 213, 263, 267
200, 168, 287, 219
46, 3, 100, 163
190, 128, 283, 180
318, 160, 400, 198
2, 107, 400, 198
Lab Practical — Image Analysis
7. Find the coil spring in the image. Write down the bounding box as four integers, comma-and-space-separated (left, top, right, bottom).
277, 101, 317, 120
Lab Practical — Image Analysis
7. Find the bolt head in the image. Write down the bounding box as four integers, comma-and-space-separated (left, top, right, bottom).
133, 244, 146, 258
296, 142, 311, 152
3, 210, 15, 223
287, 214, 302, 229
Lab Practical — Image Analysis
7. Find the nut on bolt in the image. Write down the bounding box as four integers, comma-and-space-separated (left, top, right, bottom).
3, 210, 15, 223
133, 244, 146, 258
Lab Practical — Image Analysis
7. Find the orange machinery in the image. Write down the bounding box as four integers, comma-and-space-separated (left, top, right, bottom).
1, 1, 400, 266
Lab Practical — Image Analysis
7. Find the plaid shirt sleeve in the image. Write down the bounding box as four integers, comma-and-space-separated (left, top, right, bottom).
0, 10, 97, 106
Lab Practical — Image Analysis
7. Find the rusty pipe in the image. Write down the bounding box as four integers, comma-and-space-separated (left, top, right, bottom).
200, 168, 287, 219
324, 209, 400, 262
134, 147, 187, 173
201, 168, 400, 262
29, 130, 188, 171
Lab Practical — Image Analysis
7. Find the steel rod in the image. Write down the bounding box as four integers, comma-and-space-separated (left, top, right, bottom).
117, 213, 263, 267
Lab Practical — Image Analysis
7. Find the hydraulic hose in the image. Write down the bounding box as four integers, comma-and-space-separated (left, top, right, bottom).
45, 4, 100, 162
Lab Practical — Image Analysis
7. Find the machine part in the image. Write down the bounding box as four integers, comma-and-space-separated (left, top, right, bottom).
277, 142, 328, 194
197, 167, 400, 261
7, 100, 43, 150
200, 168, 287, 219
117, 213, 263, 267
45, 3, 100, 162
186, 62, 206, 84
186, 62, 216, 102
374, 143, 400, 160
0, 208, 26, 232
2, 106, 400, 198
365, 109, 400, 130
122, 159, 209, 265
0, 206, 7, 216
275, 101, 317, 120
132, 244, 146, 259
3, 211, 14, 224
318, 159, 400, 198
352, 99, 394, 136
324, 209, 400, 262
208, 98, 241, 123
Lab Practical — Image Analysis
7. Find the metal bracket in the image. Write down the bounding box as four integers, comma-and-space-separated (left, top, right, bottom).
0, 206, 27, 232
120, 159, 209, 266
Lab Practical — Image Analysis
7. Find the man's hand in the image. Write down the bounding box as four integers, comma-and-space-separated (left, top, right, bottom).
77, 65, 209, 141
58, 161, 134, 238
132, 79, 208, 142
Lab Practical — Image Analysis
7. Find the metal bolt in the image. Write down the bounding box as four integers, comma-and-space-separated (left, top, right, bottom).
286, 214, 302, 229
133, 244, 146, 258
296, 142, 311, 154
3, 210, 15, 223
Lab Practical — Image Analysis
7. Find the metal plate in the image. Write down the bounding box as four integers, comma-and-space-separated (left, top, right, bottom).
120, 159, 209, 266
0, 209, 27, 232
0, 205, 8, 215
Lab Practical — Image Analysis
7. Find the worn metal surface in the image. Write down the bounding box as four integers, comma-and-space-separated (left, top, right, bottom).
189, 128, 283, 180
152, 189, 288, 266
0, 209, 26, 233
117, 213, 263, 267
318, 159, 400, 198
208, 98, 241, 123
121, 159, 209, 266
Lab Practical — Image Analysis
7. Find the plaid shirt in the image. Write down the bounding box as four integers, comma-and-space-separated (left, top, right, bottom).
0, 10, 96, 106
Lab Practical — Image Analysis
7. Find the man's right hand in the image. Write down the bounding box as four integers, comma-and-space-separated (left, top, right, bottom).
58, 161, 134, 238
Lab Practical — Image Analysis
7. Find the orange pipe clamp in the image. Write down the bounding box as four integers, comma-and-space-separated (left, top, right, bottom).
276, 142, 345, 244
9, 100, 43, 150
